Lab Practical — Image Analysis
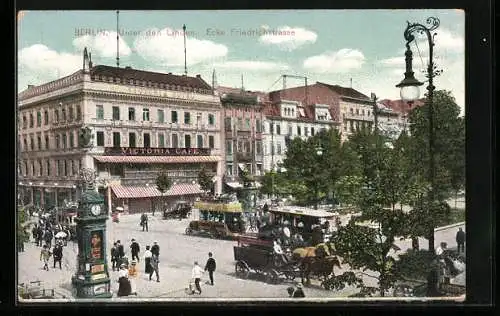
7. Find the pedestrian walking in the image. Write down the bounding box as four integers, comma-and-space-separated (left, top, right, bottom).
140, 213, 148, 232
191, 261, 204, 295
117, 240, 125, 264
130, 239, 140, 262
117, 263, 131, 297
32, 224, 37, 242
149, 254, 160, 282
128, 260, 138, 295
144, 245, 153, 274
36, 227, 44, 247
40, 245, 51, 271
52, 243, 63, 269
456, 228, 465, 253
151, 241, 160, 257
204, 252, 216, 286
111, 242, 119, 271
44, 229, 53, 248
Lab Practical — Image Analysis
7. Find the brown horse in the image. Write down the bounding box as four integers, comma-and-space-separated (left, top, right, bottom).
292, 243, 341, 286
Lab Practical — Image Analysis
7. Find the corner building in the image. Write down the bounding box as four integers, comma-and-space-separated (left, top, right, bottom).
18, 48, 224, 213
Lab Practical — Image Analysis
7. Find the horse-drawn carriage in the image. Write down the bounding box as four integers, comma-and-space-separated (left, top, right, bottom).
233, 233, 341, 289
185, 200, 245, 239
163, 201, 192, 220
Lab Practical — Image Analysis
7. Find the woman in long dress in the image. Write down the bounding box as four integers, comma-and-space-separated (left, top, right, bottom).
144, 245, 153, 275
117, 263, 131, 297
128, 260, 139, 295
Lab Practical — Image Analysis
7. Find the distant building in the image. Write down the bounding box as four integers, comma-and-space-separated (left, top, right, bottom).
217, 87, 264, 190
379, 98, 426, 134
18, 48, 224, 213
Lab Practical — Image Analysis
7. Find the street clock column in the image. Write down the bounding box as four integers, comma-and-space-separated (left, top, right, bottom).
71, 168, 112, 298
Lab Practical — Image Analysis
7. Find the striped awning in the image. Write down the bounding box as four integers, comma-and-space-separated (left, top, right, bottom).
94, 155, 220, 164
111, 183, 203, 199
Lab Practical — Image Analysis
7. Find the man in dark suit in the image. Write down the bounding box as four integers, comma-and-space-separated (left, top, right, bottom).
456, 228, 465, 253
204, 252, 216, 286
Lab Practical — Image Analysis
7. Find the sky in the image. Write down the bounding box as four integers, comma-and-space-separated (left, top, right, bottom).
17, 10, 465, 114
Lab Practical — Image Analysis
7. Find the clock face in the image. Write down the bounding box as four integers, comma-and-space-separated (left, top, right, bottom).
90, 205, 101, 216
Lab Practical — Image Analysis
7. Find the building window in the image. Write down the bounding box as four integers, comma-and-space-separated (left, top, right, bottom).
29, 113, 34, 128
69, 106, 74, 121
96, 105, 104, 119
305, 127, 309, 136
184, 112, 191, 125
184, 134, 191, 148
62, 134, 67, 148
36, 111, 42, 127
43, 110, 49, 125
69, 132, 74, 148
22, 115, 27, 129
208, 114, 215, 125
172, 133, 178, 148
362, 109, 365, 116
311, 127, 315, 136
237, 118, 243, 129
68, 160, 73, 176
297, 126, 302, 136
226, 141, 232, 154
96, 131, 104, 146
47, 160, 51, 176
171, 110, 178, 123
143, 133, 151, 147
73, 159, 79, 175
270, 143, 274, 155
23, 138, 27, 151
113, 132, 121, 148
37, 136, 41, 150
224, 117, 232, 131
256, 141, 262, 155
129, 132, 136, 147
54, 109, 60, 123
45, 135, 49, 150
256, 119, 262, 133
209, 135, 214, 149
128, 107, 135, 121
143, 108, 150, 121
245, 118, 251, 129
277, 142, 282, 154
227, 164, 233, 176
76, 105, 81, 121
356, 109, 359, 115
197, 135, 203, 148
158, 109, 164, 123
55, 135, 59, 149
158, 133, 165, 148
276, 124, 281, 135
112, 106, 120, 120
30, 136, 34, 150
62, 108, 66, 121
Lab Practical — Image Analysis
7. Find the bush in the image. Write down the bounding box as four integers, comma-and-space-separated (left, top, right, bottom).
394, 249, 436, 281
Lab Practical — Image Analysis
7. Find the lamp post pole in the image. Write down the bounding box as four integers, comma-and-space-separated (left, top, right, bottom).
396, 17, 440, 254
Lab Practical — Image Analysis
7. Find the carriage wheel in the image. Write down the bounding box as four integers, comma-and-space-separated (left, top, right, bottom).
185, 227, 192, 235
235, 261, 250, 279
284, 271, 296, 281
265, 269, 279, 284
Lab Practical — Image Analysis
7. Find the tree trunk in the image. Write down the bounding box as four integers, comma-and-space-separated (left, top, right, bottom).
428, 228, 435, 254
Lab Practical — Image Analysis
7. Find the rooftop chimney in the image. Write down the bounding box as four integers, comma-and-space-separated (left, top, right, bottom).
196, 74, 201, 78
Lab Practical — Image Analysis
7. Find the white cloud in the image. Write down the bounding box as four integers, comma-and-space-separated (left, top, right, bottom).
303, 48, 365, 73
18, 44, 81, 91
258, 26, 317, 51
211, 61, 290, 72
73, 31, 132, 58
133, 27, 228, 66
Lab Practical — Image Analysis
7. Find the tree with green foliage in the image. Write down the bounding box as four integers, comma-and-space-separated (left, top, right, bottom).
156, 170, 172, 215
17, 206, 30, 252
282, 129, 342, 208
331, 131, 413, 296
406, 90, 465, 252
197, 166, 213, 195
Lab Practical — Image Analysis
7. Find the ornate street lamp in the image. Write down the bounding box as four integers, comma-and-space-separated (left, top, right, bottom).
395, 17, 441, 255
314, 142, 324, 209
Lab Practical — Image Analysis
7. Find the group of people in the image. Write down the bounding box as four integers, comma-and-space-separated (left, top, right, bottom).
113, 238, 161, 297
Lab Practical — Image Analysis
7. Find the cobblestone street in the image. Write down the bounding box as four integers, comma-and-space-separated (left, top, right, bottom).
18, 212, 465, 301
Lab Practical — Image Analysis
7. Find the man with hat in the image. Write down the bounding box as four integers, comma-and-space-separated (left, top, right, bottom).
151, 241, 160, 258
292, 283, 305, 298
130, 238, 140, 262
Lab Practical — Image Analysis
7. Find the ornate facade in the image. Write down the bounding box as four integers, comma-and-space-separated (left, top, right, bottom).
18, 48, 223, 213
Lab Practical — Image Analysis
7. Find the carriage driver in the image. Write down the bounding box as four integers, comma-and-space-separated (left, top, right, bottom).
273, 239, 288, 265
